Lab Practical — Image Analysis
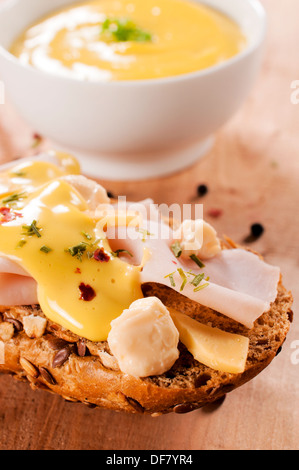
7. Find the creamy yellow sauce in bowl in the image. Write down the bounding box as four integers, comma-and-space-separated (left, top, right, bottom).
0, 0, 266, 180
10, 0, 247, 81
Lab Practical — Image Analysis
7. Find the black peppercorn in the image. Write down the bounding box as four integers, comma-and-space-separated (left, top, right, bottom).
107, 191, 115, 199
251, 223, 264, 238
197, 184, 208, 197
243, 223, 265, 243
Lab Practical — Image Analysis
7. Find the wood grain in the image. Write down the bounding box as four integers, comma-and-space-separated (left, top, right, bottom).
0, 0, 298, 450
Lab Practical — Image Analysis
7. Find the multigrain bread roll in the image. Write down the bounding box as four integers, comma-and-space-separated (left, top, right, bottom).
0, 277, 293, 415
0, 152, 293, 415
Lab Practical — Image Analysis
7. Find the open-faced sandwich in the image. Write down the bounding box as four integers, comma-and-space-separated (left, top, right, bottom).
0, 153, 293, 415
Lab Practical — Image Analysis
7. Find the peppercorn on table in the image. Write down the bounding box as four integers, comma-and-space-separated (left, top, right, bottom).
0, 0, 298, 451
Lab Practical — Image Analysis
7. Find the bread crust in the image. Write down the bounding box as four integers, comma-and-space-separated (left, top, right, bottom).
0, 276, 293, 415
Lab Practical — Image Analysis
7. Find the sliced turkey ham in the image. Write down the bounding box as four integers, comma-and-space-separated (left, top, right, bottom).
0, 256, 38, 306
0, 184, 280, 328
0, 273, 38, 306
106, 220, 280, 329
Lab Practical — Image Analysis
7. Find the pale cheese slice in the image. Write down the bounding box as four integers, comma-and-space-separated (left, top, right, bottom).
170, 310, 249, 374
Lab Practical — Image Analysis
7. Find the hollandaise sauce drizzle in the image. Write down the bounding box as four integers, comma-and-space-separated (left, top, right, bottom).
0, 157, 142, 341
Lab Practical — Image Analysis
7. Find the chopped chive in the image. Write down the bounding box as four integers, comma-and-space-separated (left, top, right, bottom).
189, 254, 205, 268
164, 271, 176, 287
165, 267, 210, 292
100, 17, 152, 43
81, 231, 92, 240
164, 271, 175, 278
2, 192, 27, 205
112, 249, 133, 258
22, 220, 42, 238
16, 239, 27, 249
137, 228, 153, 242
185, 269, 196, 277
194, 283, 209, 292
40, 245, 52, 254
65, 243, 87, 261
10, 171, 26, 177
65, 233, 103, 262
177, 267, 187, 292
82, 237, 102, 248
180, 278, 187, 292
191, 273, 205, 287
171, 241, 182, 258
169, 274, 176, 287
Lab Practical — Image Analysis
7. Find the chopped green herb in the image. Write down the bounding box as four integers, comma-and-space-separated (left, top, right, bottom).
189, 254, 205, 269
40, 245, 52, 254
177, 268, 187, 292
65, 233, 103, 261
171, 241, 182, 258
193, 282, 209, 292
65, 243, 87, 262
164, 271, 175, 278
137, 228, 153, 242
191, 273, 205, 287
22, 220, 42, 238
82, 237, 102, 248
185, 269, 196, 277
100, 17, 152, 43
81, 231, 92, 240
2, 192, 27, 205
112, 249, 133, 258
165, 267, 210, 292
164, 271, 176, 287
10, 170, 26, 177
16, 239, 27, 249
169, 273, 176, 287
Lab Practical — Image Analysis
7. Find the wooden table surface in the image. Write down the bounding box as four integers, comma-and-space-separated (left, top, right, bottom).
0, 0, 298, 451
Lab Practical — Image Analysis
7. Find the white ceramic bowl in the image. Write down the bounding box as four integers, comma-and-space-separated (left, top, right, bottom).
0, 0, 266, 180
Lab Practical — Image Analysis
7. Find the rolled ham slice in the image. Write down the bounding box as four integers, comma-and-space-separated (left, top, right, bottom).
0, 273, 38, 306
0, 255, 38, 306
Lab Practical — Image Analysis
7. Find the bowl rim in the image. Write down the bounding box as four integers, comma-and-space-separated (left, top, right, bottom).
0, 0, 267, 87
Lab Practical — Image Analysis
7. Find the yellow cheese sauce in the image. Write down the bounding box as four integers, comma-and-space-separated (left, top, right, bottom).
0, 158, 142, 341
10, 0, 246, 81
0, 156, 251, 374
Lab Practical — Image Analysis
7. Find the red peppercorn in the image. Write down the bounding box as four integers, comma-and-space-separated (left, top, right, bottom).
79, 283, 96, 301
207, 208, 223, 219
93, 247, 110, 262
0, 207, 22, 224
